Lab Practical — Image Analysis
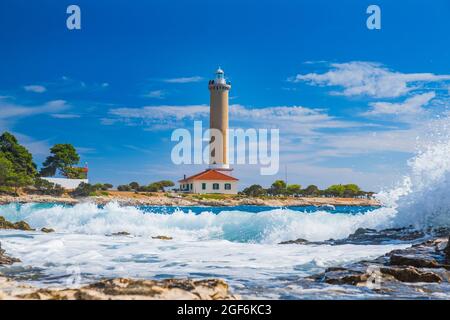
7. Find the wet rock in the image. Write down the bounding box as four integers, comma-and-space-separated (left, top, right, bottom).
152, 235, 173, 240
0, 216, 34, 231
379, 267, 442, 283
445, 237, 450, 262
41, 228, 55, 233
111, 231, 131, 236
337, 227, 425, 245
0, 243, 20, 265
1, 277, 237, 300
279, 238, 311, 245
389, 254, 442, 269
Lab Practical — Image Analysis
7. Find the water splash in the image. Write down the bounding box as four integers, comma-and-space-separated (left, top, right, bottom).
0, 202, 394, 243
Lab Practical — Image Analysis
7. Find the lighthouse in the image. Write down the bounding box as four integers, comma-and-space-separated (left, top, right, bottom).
208, 68, 231, 169
179, 68, 238, 194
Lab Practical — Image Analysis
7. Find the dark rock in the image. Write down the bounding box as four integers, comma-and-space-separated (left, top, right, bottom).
445, 237, 450, 262
111, 231, 130, 236
152, 235, 173, 240
41, 228, 55, 233
0, 216, 34, 231
380, 267, 442, 283
279, 238, 310, 245
389, 254, 442, 268
0, 243, 20, 265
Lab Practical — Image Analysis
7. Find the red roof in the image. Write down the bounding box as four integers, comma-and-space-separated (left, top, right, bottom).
179, 169, 239, 182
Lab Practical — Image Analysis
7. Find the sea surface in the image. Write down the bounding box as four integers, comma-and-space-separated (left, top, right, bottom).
0, 202, 414, 299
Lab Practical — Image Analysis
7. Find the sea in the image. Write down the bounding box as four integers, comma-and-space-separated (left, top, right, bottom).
1, 128, 450, 299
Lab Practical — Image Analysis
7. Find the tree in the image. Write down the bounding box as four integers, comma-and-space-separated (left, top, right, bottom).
343, 184, 361, 197
303, 185, 320, 197
268, 180, 287, 196
117, 184, 131, 191
0, 153, 15, 187
286, 184, 301, 196
40, 144, 80, 178
0, 132, 37, 178
324, 184, 346, 197
129, 182, 140, 191
34, 178, 64, 196
240, 184, 267, 197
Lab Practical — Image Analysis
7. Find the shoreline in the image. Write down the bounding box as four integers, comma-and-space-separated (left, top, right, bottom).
0, 192, 380, 207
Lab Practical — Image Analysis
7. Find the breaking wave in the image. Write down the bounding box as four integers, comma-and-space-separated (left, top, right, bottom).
0, 202, 395, 244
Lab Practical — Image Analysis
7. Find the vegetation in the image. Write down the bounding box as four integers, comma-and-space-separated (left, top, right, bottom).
33, 178, 65, 196
117, 180, 175, 193
40, 144, 86, 179
240, 180, 372, 198
0, 132, 37, 193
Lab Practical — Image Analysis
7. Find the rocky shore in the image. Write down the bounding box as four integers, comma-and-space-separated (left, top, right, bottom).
288, 227, 450, 298
0, 192, 379, 207
0, 229, 236, 300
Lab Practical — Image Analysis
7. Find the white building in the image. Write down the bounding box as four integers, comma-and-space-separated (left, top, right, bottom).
42, 177, 89, 190
179, 169, 238, 194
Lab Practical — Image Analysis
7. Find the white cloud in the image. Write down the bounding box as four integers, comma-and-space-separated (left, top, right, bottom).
363, 92, 436, 116
24, 85, 47, 93
51, 113, 80, 119
103, 103, 361, 136
164, 76, 203, 84
292, 61, 450, 98
0, 99, 69, 119
144, 90, 165, 99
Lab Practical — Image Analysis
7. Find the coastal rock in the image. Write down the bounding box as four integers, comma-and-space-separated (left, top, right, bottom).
0, 243, 20, 265
445, 237, 450, 262
111, 231, 131, 236
389, 254, 442, 269
152, 235, 173, 240
0, 216, 33, 231
279, 238, 311, 245
379, 266, 442, 283
0, 277, 237, 300
41, 227, 55, 233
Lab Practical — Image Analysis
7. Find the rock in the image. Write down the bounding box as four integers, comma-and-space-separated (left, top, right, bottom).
1, 277, 237, 300
389, 254, 442, 268
0, 243, 20, 265
279, 238, 310, 245
445, 237, 450, 262
111, 231, 131, 236
0, 216, 34, 231
41, 227, 55, 233
152, 235, 173, 240
379, 267, 442, 283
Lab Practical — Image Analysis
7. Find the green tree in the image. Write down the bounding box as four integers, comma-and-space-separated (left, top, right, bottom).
324, 184, 346, 197
269, 180, 287, 195
117, 184, 131, 191
240, 184, 267, 197
40, 144, 80, 178
0, 132, 37, 178
286, 184, 301, 196
303, 185, 320, 197
129, 182, 140, 191
343, 184, 361, 197
34, 178, 64, 196
0, 153, 15, 187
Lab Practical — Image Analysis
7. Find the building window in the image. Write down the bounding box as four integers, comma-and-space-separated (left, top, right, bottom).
202, 183, 206, 190
213, 183, 219, 190
190, 183, 193, 190
224, 183, 231, 190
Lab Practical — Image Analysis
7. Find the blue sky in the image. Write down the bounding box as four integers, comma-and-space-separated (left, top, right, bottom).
1, 0, 450, 191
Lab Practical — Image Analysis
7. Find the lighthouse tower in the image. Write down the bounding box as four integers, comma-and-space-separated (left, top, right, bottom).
208, 68, 231, 169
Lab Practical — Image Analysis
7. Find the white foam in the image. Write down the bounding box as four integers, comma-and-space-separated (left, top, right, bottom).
0, 202, 395, 243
